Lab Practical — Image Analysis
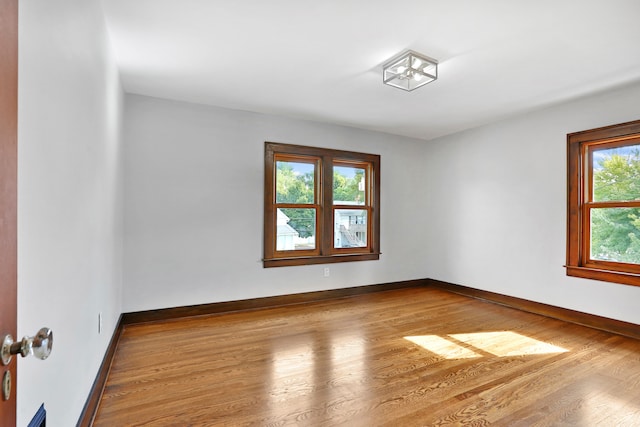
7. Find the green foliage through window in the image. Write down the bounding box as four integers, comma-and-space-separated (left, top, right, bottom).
591, 148, 640, 264
275, 161, 314, 204
333, 167, 365, 204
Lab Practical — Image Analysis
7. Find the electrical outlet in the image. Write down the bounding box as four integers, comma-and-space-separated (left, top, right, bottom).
98, 312, 102, 334
323, 267, 330, 277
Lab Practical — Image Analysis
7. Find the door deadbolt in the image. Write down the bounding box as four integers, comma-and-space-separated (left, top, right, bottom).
1, 327, 53, 366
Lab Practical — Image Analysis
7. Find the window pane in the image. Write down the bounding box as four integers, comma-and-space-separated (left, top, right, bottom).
334, 209, 367, 248
333, 166, 365, 205
276, 161, 315, 204
276, 208, 316, 251
592, 144, 640, 202
591, 207, 640, 264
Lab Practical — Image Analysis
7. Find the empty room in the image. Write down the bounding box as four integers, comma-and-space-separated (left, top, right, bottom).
2, 0, 640, 426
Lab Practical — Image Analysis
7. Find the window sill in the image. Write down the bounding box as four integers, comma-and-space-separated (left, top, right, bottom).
264, 253, 380, 268
566, 265, 640, 287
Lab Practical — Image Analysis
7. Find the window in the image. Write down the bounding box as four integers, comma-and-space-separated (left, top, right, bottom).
567, 119, 640, 286
264, 142, 380, 267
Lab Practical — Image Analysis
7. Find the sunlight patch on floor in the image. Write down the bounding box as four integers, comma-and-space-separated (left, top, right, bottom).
405, 331, 568, 359
451, 331, 568, 357
405, 335, 482, 359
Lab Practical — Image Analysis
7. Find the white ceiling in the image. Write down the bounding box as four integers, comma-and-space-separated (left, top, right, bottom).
101, 0, 640, 141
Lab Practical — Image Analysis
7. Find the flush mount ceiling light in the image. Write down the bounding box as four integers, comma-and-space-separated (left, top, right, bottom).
383, 50, 438, 91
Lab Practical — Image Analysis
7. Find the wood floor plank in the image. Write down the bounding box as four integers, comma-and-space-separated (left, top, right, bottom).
93, 288, 640, 426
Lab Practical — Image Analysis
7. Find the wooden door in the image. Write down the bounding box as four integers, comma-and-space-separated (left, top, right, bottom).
0, 0, 19, 424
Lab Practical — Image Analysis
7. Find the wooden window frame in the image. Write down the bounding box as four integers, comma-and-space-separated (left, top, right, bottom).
567, 119, 640, 287
264, 142, 380, 268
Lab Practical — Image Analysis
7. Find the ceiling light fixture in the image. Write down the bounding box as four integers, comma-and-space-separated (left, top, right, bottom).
383, 50, 438, 91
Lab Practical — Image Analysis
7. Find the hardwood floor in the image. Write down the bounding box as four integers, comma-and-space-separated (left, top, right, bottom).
93, 287, 640, 426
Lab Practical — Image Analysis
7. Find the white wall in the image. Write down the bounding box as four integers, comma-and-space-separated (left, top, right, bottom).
423, 81, 640, 325
17, 0, 123, 425
123, 94, 428, 312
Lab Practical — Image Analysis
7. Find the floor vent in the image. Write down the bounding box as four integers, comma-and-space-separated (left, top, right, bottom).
27, 403, 46, 427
